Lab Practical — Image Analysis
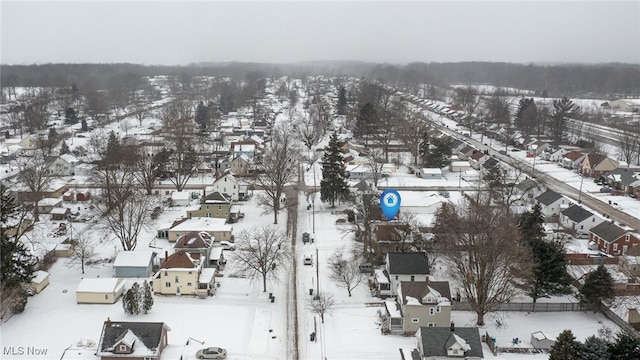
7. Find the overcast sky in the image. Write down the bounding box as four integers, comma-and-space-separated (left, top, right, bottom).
2, 1, 639, 65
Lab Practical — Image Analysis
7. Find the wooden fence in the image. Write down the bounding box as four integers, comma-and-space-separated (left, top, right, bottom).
452, 301, 586, 312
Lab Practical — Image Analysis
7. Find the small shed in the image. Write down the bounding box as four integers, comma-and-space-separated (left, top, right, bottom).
51, 207, 70, 221
418, 168, 443, 180
171, 191, 191, 207
531, 331, 555, 349
113, 251, 157, 278
76, 278, 125, 304
208, 247, 225, 268
76, 191, 90, 202
55, 243, 74, 257
31, 270, 50, 294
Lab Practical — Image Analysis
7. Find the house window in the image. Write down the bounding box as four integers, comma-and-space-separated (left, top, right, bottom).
428, 322, 435, 327
592, 218, 595, 222
119, 345, 127, 352
436, 306, 441, 313
613, 244, 618, 252
410, 275, 415, 281
411, 318, 419, 323
165, 282, 171, 287
188, 271, 192, 274
206, 213, 211, 217
187, 282, 192, 286
175, 276, 179, 283
234, 185, 236, 189
206, 205, 210, 210
580, 225, 584, 230
218, 206, 221, 210
395, 275, 399, 280
429, 308, 435, 315
164, 271, 168, 276
104, 294, 108, 300
626, 235, 630, 242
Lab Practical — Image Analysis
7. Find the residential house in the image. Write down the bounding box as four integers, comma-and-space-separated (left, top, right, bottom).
562, 151, 586, 170
96, 320, 170, 360
560, 205, 603, 236
414, 325, 484, 359
391, 281, 452, 334
609, 99, 640, 113
542, 147, 567, 162
152, 251, 215, 297
209, 173, 247, 201
36, 197, 63, 214
514, 178, 545, 202
589, 221, 640, 256
170, 191, 191, 207
456, 145, 476, 160
230, 141, 256, 160
345, 164, 376, 180
76, 278, 125, 304
480, 157, 499, 173
208, 246, 226, 268
581, 153, 618, 178
174, 231, 213, 267
604, 168, 640, 195
114, 251, 157, 278
374, 252, 430, 297
535, 189, 570, 218
229, 154, 252, 177
527, 140, 549, 157
449, 161, 472, 173
468, 151, 488, 170
166, 217, 232, 242
186, 191, 232, 222
47, 154, 79, 176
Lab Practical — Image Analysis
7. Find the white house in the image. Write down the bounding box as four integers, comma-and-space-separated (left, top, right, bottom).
47, 154, 79, 176
170, 191, 191, 207
560, 204, 604, 236
374, 252, 430, 297
535, 189, 570, 218
209, 173, 246, 201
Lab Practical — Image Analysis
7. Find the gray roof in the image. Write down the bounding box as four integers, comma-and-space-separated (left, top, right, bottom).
605, 168, 640, 186
98, 321, 169, 355
561, 205, 594, 223
482, 157, 499, 169
590, 221, 626, 243
535, 189, 563, 206
400, 281, 451, 304
515, 178, 538, 192
417, 326, 484, 358
387, 252, 430, 275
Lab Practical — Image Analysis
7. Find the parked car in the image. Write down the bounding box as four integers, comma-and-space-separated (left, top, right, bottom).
218, 241, 236, 251
302, 232, 310, 244
303, 255, 313, 266
359, 262, 373, 273
196, 347, 227, 359
498, 150, 507, 155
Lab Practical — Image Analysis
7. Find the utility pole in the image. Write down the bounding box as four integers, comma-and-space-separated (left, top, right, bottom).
315, 247, 320, 298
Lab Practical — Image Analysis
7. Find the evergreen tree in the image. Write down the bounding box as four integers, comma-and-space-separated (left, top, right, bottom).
518, 203, 545, 243
526, 238, 572, 306
580, 265, 614, 310
59, 141, 70, 155
1, 185, 36, 290
579, 335, 610, 360
354, 103, 377, 146
608, 331, 640, 360
194, 101, 210, 132
65, 107, 78, 124
141, 280, 154, 314
320, 131, 350, 207
81, 119, 88, 132
421, 136, 452, 168
336, 86, 347, 115
549, 329, 580, 360
122, 288, 135, 315
130, 282, 142, 315
548, 97, 579, 145
514, 98, 537, 135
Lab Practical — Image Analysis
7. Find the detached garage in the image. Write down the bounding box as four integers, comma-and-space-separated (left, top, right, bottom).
76, 278, 125, 304
114, 251, 157, 278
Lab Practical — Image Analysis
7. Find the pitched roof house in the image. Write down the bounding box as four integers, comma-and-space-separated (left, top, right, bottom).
174, 231, 213, 267
604, 168, 640, 194
535, 189, 570, 218
581, 153, 618, 178
415, 325, 484, 359
374, 252, 430, 297
96, 320, 170, 360
560, 205, 603, 236
561, 151, 586, 169
589, 222, 640, 256
187, 191, 233, 222
391, 281, 452, 334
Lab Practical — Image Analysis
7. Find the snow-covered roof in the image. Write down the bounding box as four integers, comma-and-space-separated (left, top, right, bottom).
384, 300, 401, 318
451, 333, 471, 351
50, 207, 69, 215
170, 217, 232, 233
31, 270, 49, 284
113, 251, 155, 267
60, 154, 79, 164
374, 268, 389, 284
209, 247, 223, 260
171, 191, 190, 200
76, 278, 124, 293
531, 331, 549, 341
405, 296, 420, 305
198, 268, 217, 283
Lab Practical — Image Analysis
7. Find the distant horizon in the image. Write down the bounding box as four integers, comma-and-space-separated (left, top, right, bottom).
2, 1, 638, 65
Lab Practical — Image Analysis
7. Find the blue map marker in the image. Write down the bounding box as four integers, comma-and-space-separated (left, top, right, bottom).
380, 189, 401, 220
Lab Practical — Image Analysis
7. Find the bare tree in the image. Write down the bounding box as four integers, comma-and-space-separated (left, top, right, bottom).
454, 86, 480, 117
397, 110, 431, 166
306, 293, 336, 323
392, 212, 424, 253
95, 189, 154, 251
161, 100, 204, 192
348, 189, 379, 263
617, 126, 640, 165
296, 112, 323, 151
254, 125, 299, 224
231, 226, 290, 292
327, 248, 363, 297
364, 149, 386, 189
132, 148, 171, 195
433, 199, 532, 326
66, 233, 97, 274
14, 153, 54, 222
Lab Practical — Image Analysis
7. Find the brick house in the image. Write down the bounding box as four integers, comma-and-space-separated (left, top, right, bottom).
589, 221, 640, 256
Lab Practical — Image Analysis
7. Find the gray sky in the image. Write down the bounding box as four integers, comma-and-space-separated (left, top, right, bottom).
2, 1, 639, 65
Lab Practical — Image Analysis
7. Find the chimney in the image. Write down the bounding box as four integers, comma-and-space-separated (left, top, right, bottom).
450, 322, 455, 332
165, 250, 169, 261
106, 317, 111, 327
